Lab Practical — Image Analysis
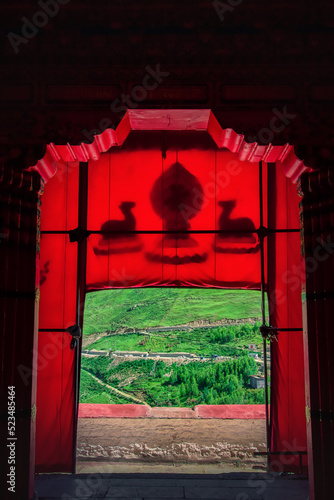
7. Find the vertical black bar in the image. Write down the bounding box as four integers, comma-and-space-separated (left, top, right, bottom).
72, 162, 88, 472
259, 160, 270, 471
267, 161, 272, 456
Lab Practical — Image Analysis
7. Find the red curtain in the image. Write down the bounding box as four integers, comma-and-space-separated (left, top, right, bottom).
35, 138, 306, 472
268, 162, 307, 471
86, 147, 261, 289
35, 163, 78, 472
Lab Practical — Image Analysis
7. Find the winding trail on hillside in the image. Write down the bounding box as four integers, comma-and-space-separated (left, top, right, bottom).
81, 368, 147, 405
83, 318, 262, 348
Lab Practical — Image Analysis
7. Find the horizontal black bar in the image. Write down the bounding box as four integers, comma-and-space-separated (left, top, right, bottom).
39, 230, 70, 235
271, 228, 300, 233
254, 451, 307, 456
41, 228, 300, 235
41, 229, 259, 235
95, 229, 254, 234
272, 328, 303, 332
260, 325, 303, 337
41, 327, 302, 333
39, 329, 67, 332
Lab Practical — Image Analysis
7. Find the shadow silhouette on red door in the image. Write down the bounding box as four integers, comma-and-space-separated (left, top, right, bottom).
213, 200, 260, 254
94, 201, 143, 255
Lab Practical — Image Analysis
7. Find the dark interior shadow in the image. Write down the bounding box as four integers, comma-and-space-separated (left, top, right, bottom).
217, 200, 257, 243
214, 200, 259, 254
146, 252, 208, 265
93, 201, 142, 255
213, 244, 260, 254
150, 162, 203, 248
100, 201, 136, 240
147, 162, 207, 264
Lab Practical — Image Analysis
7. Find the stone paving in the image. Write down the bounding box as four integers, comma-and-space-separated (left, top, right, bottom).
36, 418, 309, 499
35, 472, 309, 499
76, 418, 267, 468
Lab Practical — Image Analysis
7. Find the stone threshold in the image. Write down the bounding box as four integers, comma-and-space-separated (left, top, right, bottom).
78, 404, 267, 419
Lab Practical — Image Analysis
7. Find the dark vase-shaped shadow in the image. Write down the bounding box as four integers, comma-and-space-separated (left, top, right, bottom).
147, 162, 208, 265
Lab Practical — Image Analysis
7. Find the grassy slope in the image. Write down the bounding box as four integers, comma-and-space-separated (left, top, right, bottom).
80, 289, 265, 406
87, 324, 263, 355
81, 356, 265, 407
83, 288, 263, 336
79, 368, 131, 404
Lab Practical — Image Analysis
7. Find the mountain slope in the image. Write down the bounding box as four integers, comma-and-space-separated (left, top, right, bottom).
83, 288, 263, 336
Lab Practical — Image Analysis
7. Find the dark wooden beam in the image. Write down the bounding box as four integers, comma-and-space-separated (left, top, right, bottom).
299, 168, 334, 500
0, 167, 42, 500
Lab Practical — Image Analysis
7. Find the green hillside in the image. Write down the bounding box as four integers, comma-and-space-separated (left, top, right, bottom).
83, 288, 263, 336
80, 288, 266, 407
87, 323, 262, 356
79, 369, 132, 404
80, 356, 266, 407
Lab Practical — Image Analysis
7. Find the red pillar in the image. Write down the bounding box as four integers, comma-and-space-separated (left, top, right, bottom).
299, 169, 334, 500
0, 167, 42, 500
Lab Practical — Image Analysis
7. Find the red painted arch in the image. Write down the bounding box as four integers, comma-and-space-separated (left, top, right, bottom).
28, 109, 312, 183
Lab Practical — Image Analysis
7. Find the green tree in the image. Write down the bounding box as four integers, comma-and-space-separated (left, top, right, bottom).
173, 389, 181, 406
180, 383, 187, 399
224, 374, 241, 395
205, 388, 214, 404
170, 371, 178, 385
190, 376, 199, 397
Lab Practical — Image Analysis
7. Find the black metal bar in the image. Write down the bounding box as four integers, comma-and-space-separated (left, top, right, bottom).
266, 161, 273, 471
259, 160, 270, 472
72, 162, 88, 473
41, 230, 69, 234
270, 327, 303, 332
40, 228, 300, 235
274, 228, 300, 233
38, 329, 67, 332
261, 325, 303, 338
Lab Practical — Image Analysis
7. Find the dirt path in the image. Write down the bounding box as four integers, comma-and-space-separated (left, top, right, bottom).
81, 368, 146, 405
77, 418, 267, 471
145, 318, 261, 332
82, 318, 262, 348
